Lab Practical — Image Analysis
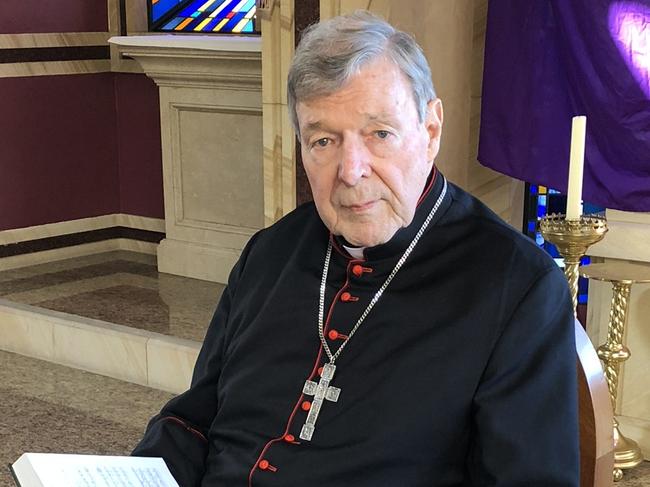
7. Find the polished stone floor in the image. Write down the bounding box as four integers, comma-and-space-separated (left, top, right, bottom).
0, 350, 174, 486
0, 251, 224, 341
626, 462, 650, 486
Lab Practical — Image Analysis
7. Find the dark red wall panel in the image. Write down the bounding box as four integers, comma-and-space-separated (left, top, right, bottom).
0, 74, 120, 231
114, 73, 164, 219
0, 1, 108, 34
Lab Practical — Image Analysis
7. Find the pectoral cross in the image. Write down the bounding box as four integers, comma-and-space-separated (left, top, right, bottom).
299, 363, 341, 441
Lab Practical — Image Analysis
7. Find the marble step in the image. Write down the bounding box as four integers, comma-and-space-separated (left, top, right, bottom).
0, 350, 173, 487
0, 251, 224, 393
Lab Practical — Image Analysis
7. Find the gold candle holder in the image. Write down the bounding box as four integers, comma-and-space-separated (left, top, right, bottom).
580, 263, 650, 481
538, 214, 608, 313
600, 280, 642, 482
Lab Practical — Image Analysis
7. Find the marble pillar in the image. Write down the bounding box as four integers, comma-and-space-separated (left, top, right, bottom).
261, 0, 297, 225
110, 36, 263, 283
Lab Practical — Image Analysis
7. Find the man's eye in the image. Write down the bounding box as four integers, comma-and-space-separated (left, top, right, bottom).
314, 138, 330, 148
375, 130, 390, 139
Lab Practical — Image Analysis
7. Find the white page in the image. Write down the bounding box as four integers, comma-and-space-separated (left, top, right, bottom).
20, 453, 178, 487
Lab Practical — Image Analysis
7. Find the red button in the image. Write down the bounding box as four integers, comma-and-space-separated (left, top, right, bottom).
259, 459, 270, 470
341, 292, 352, 302
301, 401, 311, 411
284, 434, 295, 443
352, 264, 364, 277
318, 366, 324, 376
328, 330, 339, 340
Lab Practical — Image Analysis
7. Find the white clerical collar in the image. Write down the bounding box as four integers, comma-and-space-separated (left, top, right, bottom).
343, 244, 365, 260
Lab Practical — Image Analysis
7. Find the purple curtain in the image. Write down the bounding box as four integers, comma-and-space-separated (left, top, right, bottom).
478, 0, 650, 211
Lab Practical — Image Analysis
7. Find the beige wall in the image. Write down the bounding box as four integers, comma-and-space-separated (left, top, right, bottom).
261, 0, 297, 225
107, 0, 148, 34
108, 0, 149, 73
320, 0, 523, 228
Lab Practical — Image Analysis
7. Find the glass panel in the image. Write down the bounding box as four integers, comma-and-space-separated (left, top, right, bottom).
162, 16, 185, 30
150, 0, 260, 33
152, 0, 186, 23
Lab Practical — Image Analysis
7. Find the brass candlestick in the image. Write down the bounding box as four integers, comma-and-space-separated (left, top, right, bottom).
602, 280, 641, 482
539, 214, 614, 480
580, 263, 650, 481
538, 214, 608, 313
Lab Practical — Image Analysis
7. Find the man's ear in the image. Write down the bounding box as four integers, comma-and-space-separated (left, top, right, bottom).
425, 98, 443, 162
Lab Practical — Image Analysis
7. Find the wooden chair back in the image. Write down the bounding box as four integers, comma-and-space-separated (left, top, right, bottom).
575, 320, 615, 487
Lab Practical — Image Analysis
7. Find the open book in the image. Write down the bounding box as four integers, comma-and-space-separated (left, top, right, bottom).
11, 453, 179, 487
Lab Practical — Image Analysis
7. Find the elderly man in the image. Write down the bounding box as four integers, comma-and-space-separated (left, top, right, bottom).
134, 11, 579, 486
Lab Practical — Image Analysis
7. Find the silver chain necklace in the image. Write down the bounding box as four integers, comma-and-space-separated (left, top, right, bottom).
299, 178, 448, 441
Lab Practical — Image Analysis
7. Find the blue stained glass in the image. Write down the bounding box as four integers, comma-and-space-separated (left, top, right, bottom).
222, 11, 247, 31
578, 257, 591, 304
150, 0, 259, 33
530, 185, 539, 195
546, 243, 560, 258
536, 194, 547, 217
186, 18, 203, 29
205, 0, 227, 13
163, 16, 185, 29
152, 0, 185, 22
179, 1, 203, 16
204, 18, 221, 30
527, 221, 536, 233
578, 275, 590, 304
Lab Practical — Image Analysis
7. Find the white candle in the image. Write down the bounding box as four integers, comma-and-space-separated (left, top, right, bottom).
566, 116, 587, 220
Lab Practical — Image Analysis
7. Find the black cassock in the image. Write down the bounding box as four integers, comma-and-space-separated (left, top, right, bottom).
133, 171, 579, 486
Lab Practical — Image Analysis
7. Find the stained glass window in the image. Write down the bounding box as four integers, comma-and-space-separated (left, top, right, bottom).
150, 0, 260, 34
523, 184, 605, 306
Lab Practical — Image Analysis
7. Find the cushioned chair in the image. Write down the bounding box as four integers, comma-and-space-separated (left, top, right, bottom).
576, 319, 615, 487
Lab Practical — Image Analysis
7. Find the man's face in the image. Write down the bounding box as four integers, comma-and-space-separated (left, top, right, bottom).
296, 58, 443, 247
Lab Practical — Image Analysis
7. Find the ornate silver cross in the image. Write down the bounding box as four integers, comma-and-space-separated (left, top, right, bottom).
299, 363, 341, 441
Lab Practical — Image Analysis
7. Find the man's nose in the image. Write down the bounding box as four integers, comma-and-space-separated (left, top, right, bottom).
338, 138, 371, 186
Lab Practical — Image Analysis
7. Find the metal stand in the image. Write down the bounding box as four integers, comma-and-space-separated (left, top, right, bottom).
539, 214, 608, 313
580, 263, 650, 481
